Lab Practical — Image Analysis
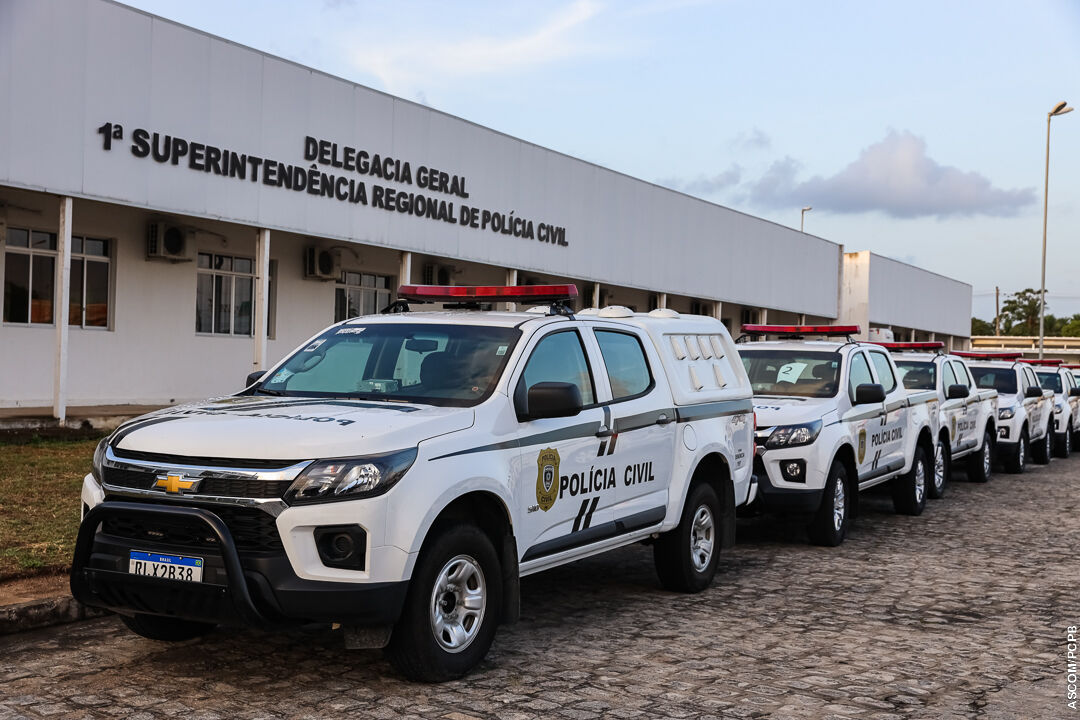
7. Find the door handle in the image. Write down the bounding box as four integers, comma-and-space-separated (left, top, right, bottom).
656, 413, 675, 425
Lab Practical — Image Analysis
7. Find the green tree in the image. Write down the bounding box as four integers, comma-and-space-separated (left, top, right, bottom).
1062, 314, 1080, 337
971, 317, 993, 335
1000, 288, 1044, 336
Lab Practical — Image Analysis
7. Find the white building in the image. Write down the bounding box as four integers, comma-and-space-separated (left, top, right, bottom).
0, 0, 971, 417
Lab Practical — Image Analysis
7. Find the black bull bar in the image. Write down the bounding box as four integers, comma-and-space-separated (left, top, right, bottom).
70, 501, 268, 626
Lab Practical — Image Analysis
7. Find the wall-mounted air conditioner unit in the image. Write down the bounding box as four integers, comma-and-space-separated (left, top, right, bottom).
146, 222, 194, 262
304, 246, 341, 281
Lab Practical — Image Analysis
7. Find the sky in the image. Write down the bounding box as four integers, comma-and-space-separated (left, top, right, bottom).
122, 0, 1080, 322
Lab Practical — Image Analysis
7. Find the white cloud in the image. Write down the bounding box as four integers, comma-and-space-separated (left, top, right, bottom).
659, 164, 742, 195
347, 1, 606, 94
746, 131, 1036, 219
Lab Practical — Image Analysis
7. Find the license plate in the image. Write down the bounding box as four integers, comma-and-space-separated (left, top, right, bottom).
128, 550, 204, 582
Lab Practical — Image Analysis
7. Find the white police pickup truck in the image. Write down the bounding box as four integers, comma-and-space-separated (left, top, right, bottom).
739, 325, 936, 546
71, 285, 755, 681
1030, 359, 1080, 458
879, 342, 998, 490
958, 352, 1054, 473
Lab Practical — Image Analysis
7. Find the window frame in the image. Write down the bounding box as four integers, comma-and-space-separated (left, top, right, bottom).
867, 350, 898, 394
3, 226, 58, 327
195, 252, 256, 337
940, 360, 958, 391
513, 328, 599, 414
591, 328, 656, 404
68, 235, 113, 330
846, 350, 874, 399
334, 270, 393, 322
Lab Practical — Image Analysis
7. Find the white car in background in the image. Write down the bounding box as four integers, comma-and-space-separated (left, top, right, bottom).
879, 342, 998, 492
1029, 359, 1080, 458
740, 325, 936, 547
958, 352, 1054, 473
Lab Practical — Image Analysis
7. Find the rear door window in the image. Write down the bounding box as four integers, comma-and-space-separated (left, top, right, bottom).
594, 330, 653, 400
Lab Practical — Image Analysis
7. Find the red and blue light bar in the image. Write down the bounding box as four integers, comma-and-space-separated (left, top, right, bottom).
398, 284, 578, 304
872, 341, 945, 351
953, 351, 1025, 360
1022, 358, 1063, 366
741, 324, 861, 336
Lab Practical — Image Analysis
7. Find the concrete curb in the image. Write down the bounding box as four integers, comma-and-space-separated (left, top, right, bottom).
0, 595, 109, 635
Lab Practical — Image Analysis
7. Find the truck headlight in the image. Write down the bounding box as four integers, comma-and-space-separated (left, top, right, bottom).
765, 420, 822, 449
285, 448, 417, 504
1055, 403, 1064, 414
998, 407, 1015, 420
91, 436, 110, 485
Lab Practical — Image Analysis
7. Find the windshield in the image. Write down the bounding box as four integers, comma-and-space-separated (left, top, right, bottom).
895, 361, 937, 390
741, 350, 841, 398
1037, 371, 1062, 394
257, 323, 521, 407
970, 367, 1017, 395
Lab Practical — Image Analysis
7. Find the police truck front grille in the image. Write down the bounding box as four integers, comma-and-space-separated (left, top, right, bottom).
100, 500, 283, 553
103, 467, 292, 498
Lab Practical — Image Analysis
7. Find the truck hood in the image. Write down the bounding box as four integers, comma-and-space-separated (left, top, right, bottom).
752, 396, 834, 427
112, 396, 474, 461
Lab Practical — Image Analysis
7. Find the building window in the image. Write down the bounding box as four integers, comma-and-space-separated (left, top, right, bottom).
335, 272, 391, 321
69, 236, 111, 328
196, 253, 254, 335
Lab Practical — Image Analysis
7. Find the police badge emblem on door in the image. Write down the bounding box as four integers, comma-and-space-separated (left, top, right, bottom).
536, 448, 560, 512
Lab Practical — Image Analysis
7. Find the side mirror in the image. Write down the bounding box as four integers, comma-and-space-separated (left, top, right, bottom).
946, 384, 969, 400
1070, 387, 1080, 398
520, 382, 583, 420
246, 371, 265, 388
853, 383, 886, 405
1025, 385, 1044, 399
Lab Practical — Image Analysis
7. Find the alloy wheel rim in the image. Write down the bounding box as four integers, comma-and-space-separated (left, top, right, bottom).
1019, 437, 1026, 469
934, 442, 946, 491
690, 505, 715, 572
983, 442, 991, 474
914, 458, 926, 503
832, 478, 846, 531
429, 554, 487, 653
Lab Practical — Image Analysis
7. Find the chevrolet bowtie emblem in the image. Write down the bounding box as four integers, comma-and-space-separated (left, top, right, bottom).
154, 473, 200, 494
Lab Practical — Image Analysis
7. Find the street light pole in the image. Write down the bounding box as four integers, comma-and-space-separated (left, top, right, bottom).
1039, 101, 1073, 359
800, 206, 812, 232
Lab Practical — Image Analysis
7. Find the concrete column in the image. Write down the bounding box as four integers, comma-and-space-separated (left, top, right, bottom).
657, 292, 668, 310
713, 301, 723, 321
592, 283, 601, 309
399, 251, 412, 288
253, 228, 270, 372
798, 314, 806, 325
760, 308, 768, 325
929, 332, 936, 342
505, 269, 518, 312
53, 196, 73, 421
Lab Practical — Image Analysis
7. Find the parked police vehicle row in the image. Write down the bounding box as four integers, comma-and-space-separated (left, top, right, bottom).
68, 292, 1065, 681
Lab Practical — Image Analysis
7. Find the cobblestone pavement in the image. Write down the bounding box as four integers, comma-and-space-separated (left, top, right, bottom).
3, 457, 1077, 720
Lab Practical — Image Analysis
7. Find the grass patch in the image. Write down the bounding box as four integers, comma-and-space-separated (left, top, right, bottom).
0, 436, 101, 581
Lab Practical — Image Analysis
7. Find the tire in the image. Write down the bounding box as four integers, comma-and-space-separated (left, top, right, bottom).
806, 460, 849, 547
385, 525, 502, 682
1005, 429, 1027, 474
653, 482, 722, 593
1032, 426, 1052, 465
120, 613, 215, 642
928, 438, 949, 499
1054, 422, 1072, 459
967, 430, 993, 483
892, 445, 928, 516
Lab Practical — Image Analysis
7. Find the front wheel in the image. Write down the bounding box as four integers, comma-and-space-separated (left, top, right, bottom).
928, 439, 949, 499
654, 482, 721, 593
1005, 429, 1027, 474
1032, 426, 1052, 465
120, 614, 215, 642
386, 525, 501, 682
967, 430, 993, 483
892, 445, 928, 516
806, 460, 849, 547
1054, 422, 1072, 459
